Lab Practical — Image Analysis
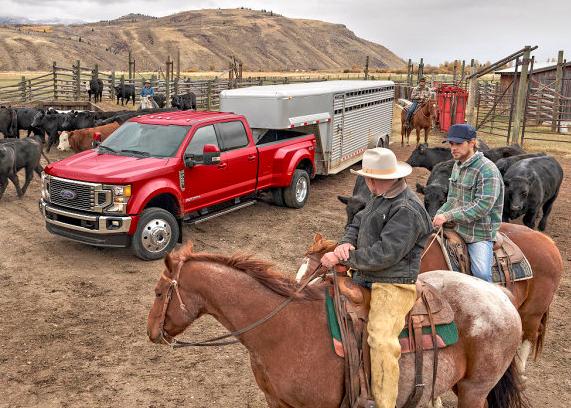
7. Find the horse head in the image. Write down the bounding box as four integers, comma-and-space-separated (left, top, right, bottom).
296, 233, 338, 283
147, 244, 203, 344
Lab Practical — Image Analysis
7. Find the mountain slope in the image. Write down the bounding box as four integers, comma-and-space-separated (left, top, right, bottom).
0, 8, 404, 71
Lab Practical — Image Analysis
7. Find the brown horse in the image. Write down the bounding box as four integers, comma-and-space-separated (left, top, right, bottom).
401, 100, 439, 146
148, 243, 527, 408
299, 224, 563, 380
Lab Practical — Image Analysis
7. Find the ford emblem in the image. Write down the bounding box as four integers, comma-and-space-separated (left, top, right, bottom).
60, 189, 77, 200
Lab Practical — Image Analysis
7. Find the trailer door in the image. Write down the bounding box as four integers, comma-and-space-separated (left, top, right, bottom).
332, 93, 345, 166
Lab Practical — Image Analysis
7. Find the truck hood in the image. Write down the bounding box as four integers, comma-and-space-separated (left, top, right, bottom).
45, 150, 175, 183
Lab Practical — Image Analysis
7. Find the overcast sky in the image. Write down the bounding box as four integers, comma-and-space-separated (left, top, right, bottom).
2, 0, 569, 65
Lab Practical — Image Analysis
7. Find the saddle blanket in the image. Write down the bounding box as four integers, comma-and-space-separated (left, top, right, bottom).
325, 289, 458, 357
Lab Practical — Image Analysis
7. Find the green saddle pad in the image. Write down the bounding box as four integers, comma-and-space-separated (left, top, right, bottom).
325, 289, 459, 354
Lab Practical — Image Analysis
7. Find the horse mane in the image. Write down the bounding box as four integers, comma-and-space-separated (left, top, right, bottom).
167, 242, 324, 301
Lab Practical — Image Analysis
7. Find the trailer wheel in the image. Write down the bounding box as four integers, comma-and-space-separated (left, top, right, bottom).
283, 169, 310, 208
272, 188, 285, 206
132, 208, 180, 261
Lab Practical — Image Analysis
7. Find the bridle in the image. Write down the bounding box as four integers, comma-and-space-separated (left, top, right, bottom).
156, 260, 326, 349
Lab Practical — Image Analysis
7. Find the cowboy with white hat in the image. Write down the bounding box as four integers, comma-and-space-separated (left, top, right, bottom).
140, 79, 158, 110
321, 147, 432, 408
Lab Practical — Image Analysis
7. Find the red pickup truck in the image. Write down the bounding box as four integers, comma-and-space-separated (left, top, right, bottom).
39, 111, 316, 260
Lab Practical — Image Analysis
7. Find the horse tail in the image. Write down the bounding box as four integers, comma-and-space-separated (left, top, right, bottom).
533, 308, 549, 360
486, 359, 529, 408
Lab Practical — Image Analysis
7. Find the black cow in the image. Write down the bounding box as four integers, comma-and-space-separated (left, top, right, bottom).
415, 160, 455, 217
31, 109, 67, 152
406, 144, 451, 171
503, 156, 563, 231
113, 84, 136, 106
94, 108, 178, 126
0, 134, 43, 197
0, 144, 21, 199
171, 92, 196, 110
61, 111, 96, 131
482, 145, 526, 163
88, 79, 104, 103
496, 152, 546, 176
0, 106, 18, 138
152, 94, 166, 108
15, 108, 44, 137
337, 175, 372, 228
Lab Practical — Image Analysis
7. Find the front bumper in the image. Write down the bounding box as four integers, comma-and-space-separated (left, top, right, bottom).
39, 199, 132, 247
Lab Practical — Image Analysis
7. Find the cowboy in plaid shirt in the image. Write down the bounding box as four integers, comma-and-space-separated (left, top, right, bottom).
433, 124, 504, 282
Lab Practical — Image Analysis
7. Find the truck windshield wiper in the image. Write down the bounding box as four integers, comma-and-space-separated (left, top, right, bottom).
98, 145, 117, 154
119, 149, 151, 157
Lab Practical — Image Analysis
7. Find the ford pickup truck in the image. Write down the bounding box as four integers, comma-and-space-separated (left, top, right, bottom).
40, 111, 316, 260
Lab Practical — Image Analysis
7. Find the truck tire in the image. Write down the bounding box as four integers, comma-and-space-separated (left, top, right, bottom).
132, 207, 180, 261
283, 169, 310, 208
272, 188, 285, 206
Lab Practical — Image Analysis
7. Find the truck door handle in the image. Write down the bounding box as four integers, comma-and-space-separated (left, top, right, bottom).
217, 162, 227, 169
247, 155, 256, 161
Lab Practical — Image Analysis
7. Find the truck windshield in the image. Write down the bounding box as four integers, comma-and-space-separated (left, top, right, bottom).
100, 122, 190, 158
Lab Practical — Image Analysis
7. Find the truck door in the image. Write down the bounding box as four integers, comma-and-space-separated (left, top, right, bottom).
215, 120, 258, 198
182, 125, 227, 211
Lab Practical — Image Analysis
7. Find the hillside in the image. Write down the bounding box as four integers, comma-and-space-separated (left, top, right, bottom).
0, 8, 404, 72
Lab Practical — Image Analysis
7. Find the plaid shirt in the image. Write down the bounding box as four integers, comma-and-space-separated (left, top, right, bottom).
436, 152, 504, 243
410, 86, 431, 103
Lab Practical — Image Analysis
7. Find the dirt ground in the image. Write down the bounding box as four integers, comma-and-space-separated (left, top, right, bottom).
0, 127, 569, 407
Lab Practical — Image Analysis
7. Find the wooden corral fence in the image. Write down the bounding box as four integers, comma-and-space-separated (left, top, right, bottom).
475, 49, 571, 145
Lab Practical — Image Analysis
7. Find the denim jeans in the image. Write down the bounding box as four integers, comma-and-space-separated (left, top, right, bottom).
467, 241, 494, 282
406, 101, 418, 123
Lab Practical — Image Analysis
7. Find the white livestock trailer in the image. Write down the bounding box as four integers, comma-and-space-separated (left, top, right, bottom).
220, 80, 395, 175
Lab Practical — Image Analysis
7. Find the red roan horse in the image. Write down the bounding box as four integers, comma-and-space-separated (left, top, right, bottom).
400, 100, 439, 146
298, 223, 563, 383
148, 243, 527, 408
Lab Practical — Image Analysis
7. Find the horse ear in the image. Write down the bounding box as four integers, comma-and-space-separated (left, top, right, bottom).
314, 233, 323, 243
337, 195, 350, 205
416, 183, 425, 195
164, 252, 176, 274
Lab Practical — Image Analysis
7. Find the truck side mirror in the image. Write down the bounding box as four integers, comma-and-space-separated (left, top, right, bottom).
202, 144, 221, 165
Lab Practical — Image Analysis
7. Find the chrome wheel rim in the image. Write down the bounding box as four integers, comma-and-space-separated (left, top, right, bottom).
295, 177, 308, 203
141, 218, 172, 253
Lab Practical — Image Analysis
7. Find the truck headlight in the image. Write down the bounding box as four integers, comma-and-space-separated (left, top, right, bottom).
105, 184, 131, 213
41, 172, 50, 201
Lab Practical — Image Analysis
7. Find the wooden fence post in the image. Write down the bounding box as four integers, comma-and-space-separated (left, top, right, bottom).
120, 74, 125, 102
165, 56, 171, 108
510, 46, 532, 145
551, 50, 564, 132
20, 76, 26, 102
466, 63, 478, 126
128, 51, 133, 80
460, 60, 465, 86
175, 48, 180, 97
417, 58, 424, 83
364, 56, 369, 80
110, 70, 116, 100
53, 61, 58, 100
206, 80, 212, 110
74, 60, 81, 101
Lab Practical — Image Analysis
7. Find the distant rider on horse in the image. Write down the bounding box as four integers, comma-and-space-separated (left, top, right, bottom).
140, 80, 158, 110
406, 77, 431, 128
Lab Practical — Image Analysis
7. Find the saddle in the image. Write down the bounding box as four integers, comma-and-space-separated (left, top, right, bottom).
441, 229, 529, 287
330, 273, 454, 408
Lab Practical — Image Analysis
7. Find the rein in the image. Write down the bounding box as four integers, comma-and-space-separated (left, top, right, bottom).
158, 260, 326, 349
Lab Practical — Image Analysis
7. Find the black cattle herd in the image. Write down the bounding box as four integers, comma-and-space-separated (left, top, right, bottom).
337, 142, 563, 233
0, 89, 197, 200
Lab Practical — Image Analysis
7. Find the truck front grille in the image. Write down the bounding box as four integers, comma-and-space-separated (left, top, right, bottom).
49, 178, 95, 211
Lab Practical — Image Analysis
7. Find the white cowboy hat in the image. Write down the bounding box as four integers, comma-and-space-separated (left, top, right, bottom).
350, 148, 412, 180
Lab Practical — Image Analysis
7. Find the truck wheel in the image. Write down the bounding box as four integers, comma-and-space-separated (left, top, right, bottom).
283, 169, 310, 208
132, 208, 180, 261
272, 188, 285, 206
